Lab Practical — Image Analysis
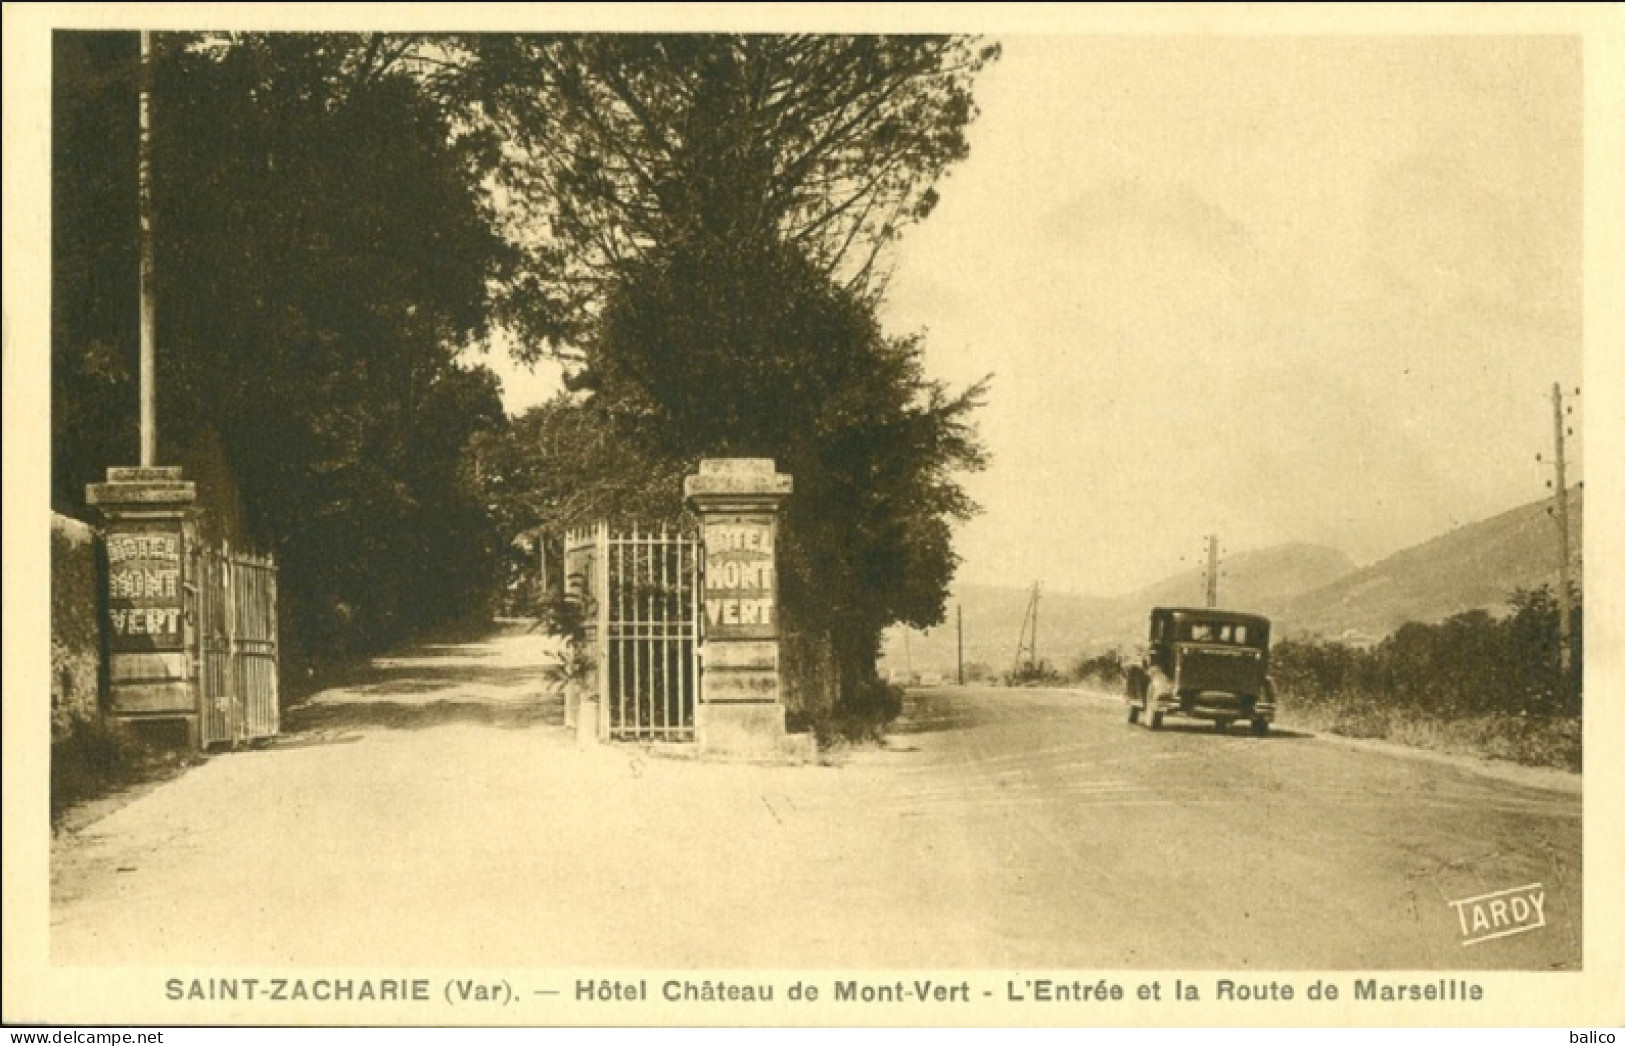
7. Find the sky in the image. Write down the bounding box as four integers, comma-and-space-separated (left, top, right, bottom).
483, 34, 1587, 597
887, 34, 1585, 595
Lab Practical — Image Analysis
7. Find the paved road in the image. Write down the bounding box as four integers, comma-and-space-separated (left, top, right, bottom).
51, 629, 1580, 969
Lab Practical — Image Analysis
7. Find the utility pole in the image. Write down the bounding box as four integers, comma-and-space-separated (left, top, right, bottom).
1013, 583, 1041, 674
1032, 584, 1039, 669
1548, 383, 1575, 675
956, 603, 964, 686
1204, 534, 1220, 608
138, 31, 158, 466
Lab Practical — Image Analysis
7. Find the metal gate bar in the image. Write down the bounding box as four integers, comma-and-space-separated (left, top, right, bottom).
569, 522, 699, 743
196, 539, 279, 747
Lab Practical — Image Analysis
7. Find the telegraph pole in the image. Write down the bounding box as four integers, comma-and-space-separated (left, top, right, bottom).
1013, 583, 1041, 675
1204, 534, 1220, 608
1549, 383, 1574, 675
1032, 584, 1040, 668
956, 603, 964, 686
137, 30, 158, 466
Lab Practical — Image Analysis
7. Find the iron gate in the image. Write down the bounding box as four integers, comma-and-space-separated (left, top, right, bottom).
193, 541, 279, 746
565, 523, 701, 742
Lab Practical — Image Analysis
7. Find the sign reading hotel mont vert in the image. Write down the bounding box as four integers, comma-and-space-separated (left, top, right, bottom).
106, 524, 185, 652
702, 519, 776, 640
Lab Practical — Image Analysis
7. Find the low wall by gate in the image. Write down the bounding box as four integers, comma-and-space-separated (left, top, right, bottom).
52, 513, 104, 740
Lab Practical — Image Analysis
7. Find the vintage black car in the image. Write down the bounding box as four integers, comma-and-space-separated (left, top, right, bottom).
1124, 607, 1276, 735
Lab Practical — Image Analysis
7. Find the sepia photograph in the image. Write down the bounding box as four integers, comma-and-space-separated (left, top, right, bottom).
4, 2, 1623, 1030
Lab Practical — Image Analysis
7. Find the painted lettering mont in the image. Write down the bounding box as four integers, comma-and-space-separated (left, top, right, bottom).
705, 524, 775, 631
105, 527, 185, 649
110, 567, 180, 599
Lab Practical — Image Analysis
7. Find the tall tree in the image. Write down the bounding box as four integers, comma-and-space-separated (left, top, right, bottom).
53, 32, 513, 666
466, 34, 1000, 355
582, 227, 987, 715
463, 35, 997, 716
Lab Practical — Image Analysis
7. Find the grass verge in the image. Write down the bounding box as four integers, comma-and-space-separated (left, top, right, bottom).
51, 716, 201, 829
1283, 692, 1580, 773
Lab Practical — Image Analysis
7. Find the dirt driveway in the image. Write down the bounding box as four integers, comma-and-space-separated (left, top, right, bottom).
51, 624, 1581, 970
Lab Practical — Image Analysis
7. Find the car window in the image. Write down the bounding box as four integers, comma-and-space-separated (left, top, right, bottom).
1181, 621, 1255, 644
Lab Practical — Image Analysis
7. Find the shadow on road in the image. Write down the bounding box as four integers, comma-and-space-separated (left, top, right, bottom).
896, 688, 1318, 742
1144, 721, 1314, 740
332, 662, 550, 698
891, 703, 988, 736
281, 625, 567, 736
287, 696, 564, 734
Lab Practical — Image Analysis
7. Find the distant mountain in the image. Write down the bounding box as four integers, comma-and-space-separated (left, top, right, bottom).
884, 583, 1114, 680
1124, 543, 1356, 610
1268, 486, 1583, 640
881, 488, 1582, 676
882, 542, 1356, 677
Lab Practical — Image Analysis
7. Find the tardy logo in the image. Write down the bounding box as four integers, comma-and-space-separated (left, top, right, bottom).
1448, 882, 1546, 945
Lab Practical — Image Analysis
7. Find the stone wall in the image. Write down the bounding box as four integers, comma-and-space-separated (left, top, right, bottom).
51, 513, 104, 738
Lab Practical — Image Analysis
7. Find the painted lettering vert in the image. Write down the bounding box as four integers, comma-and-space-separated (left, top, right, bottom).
705, 598, 774, 627
109, 607, 182, 636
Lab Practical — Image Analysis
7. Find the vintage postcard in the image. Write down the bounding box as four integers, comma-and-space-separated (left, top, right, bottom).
4, 2, 1623, 1030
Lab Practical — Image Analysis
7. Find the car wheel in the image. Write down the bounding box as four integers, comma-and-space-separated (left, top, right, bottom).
1251, 718, 1270, 737
1214, 718, 1231, 734
1147, 709, 1164, 731
1128, 702, 1140, 724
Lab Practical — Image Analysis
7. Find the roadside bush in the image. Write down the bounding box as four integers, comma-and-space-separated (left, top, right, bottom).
813, 677, 904, 746
51, 717, 158, 824
962, 661, 993, 683
1274, 585, 1581, 770
1070, 648, 1126, 691
1003, 659, 1064, 687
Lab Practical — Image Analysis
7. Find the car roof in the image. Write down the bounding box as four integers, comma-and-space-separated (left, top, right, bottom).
1152, 607, 1272, 626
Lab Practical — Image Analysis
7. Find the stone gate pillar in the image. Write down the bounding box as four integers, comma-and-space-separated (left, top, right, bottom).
684, 458, 806, 760
86, 466, 200, 746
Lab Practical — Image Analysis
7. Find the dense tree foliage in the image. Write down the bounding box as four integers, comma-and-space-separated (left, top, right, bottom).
1272, 584, 1583, 719
470, 393, 689, 614
465, 34, 1000, 355
601, 232, 986, 705
470, 36, 996, 715
54, 32, 997, 716
53, 32, 512, 666
473, 394, 688, 543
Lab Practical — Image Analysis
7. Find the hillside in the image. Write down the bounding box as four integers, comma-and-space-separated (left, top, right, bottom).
1126, 543, 1355, 610
883, 583, 1115, 680
1269, 486, 1583, 640
882, 542, 1355, 677
881, 487, 1582, 676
